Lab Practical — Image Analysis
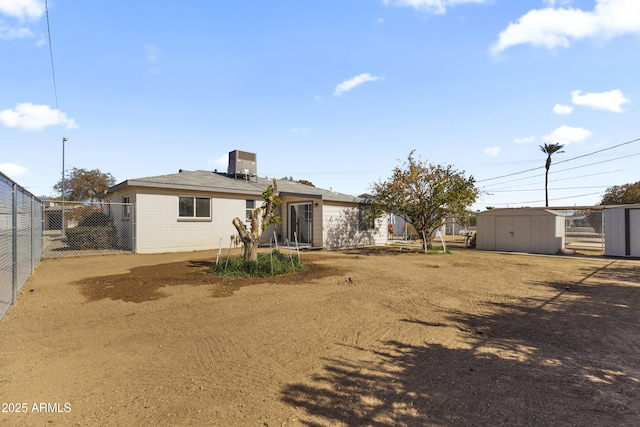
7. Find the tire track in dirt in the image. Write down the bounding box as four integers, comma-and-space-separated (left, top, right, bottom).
189, 335, 281, 395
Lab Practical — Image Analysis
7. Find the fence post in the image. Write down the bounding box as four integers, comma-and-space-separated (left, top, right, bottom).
132, 204, 137, 253
11, 183, 18, 306
31, 195, 35, 273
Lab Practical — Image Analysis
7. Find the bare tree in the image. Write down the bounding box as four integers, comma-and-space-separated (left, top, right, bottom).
232, 179, 281, 262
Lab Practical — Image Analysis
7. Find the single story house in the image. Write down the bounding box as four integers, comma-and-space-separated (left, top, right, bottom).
603, 204, 640, 257
476, 208, 565, 255
99, 151, 388, 254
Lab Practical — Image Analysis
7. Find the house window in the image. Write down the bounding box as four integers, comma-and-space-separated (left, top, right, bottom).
246, 200, 256, 223
122, 196, 131, 219
359, 204, 375, 230
179, 197, 211, 219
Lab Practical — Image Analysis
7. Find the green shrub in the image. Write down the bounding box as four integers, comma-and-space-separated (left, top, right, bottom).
78, 212, 113, 227
210, 250, 306, 278
66, 226, 116, 250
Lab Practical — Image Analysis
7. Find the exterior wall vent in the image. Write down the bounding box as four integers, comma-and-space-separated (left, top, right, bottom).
227, 150, 257, 178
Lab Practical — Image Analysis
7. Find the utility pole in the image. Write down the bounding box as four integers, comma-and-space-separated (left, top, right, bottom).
61, 137, 67, 237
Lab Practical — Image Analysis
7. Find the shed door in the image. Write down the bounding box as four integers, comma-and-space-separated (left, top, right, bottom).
631, 209, 640, 257
495, 216, 532, 252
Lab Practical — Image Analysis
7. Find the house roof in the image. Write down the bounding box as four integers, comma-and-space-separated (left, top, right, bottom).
101, 170, 364, 203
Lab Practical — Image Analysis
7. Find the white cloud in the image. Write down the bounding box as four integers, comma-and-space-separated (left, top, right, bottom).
552, 104, 574, 115
333, 73, 381, 97
0, 103, 78, 131
0, 162, 28, 178
571, 89, 630, 112
0, 0, 45, 21
0, 24, 33, 40
144, 44, 162, 74
206, 154, 228, 168
290, 127, 310, 132
543, 0, 572, 7
145, 44, 159, 63
491, 0, 640, 54
483, 147, 501, 156
382, 0, 487, 15
514, 135, 536, 144
543, 125, 592, 145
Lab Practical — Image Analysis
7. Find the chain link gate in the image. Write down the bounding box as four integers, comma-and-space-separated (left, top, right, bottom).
43, 201, 135, 258
557, 208, 604, 252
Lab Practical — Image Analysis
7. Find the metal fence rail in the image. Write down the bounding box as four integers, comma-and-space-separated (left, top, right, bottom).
0, 173, 42, 322
43, 201, 135, 258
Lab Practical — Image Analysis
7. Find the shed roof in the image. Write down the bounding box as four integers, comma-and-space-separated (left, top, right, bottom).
101, 170, 364, 203
478, 207, 565, 217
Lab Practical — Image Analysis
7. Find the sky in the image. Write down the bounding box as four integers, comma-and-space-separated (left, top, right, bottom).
1, 0, 639, 210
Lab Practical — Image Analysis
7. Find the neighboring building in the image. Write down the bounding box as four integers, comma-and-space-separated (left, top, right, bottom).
99, 151, 388, 254
476, 208, 565, 255
604, 204, 640, 257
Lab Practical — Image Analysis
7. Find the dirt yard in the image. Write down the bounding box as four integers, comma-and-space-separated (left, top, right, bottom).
1, 246, 639, 426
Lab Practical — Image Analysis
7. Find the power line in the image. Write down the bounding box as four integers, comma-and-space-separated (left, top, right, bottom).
482, 151, 640, 189
490, 186, 610, 193
487, 169, 623, 191
45, 0, 62, 128
476, 136, 640, 183
553, 137, 640, 167
478, 191, 604, 206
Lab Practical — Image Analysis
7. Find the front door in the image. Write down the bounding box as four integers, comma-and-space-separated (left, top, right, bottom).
290, 203, 313, 245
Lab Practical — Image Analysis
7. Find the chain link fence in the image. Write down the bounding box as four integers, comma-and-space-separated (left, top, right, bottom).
1, 173, 42, 321
556, 208, 605, 252
43, 201, 135, 258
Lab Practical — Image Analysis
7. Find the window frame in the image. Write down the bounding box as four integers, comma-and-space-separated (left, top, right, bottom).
178, 196, 212, 221
245, 200, 256, 223
358, 203, 375, 231
122, 195, 131, 220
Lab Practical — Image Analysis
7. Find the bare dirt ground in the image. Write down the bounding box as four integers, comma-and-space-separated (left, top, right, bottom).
1, 245, 639, 426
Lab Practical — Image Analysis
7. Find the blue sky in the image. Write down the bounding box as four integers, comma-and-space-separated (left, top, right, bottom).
1, 0, 639, 209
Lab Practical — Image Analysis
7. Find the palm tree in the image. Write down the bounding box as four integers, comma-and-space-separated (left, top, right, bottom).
540, 143, 565, 207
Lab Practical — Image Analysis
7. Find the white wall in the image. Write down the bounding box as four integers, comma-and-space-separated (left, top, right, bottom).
105, 188, 387, 253
477, 209, 565, 255
322, 202, 387, 250
604, 206, 640, 257
112, 188, 258, 254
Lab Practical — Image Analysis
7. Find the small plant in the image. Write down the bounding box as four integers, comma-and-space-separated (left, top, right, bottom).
210, 250, 306, 278
424, 245, 450, 255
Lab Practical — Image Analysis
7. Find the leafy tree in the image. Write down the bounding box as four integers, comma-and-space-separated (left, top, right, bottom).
370, 151, 479, 249
232, 179, 282, 262
539, 143, 564, 207
600, 181, 640, 205
280, 177, 315, 187
54, 168, 116, 202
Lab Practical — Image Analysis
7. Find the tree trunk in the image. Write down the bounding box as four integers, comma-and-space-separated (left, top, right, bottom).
244, 240, 258, 262
230, 178, 280, 263
232, 215, 259, 262
544, 164, 550, 207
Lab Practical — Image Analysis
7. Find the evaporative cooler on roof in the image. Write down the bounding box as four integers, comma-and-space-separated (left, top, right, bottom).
227, 150, 257, 178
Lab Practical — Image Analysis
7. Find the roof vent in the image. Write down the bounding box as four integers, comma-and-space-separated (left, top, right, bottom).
227, 150, 257, 179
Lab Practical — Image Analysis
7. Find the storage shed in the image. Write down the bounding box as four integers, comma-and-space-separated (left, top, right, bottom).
603, 204, 640, 257
476, 208, 565, 255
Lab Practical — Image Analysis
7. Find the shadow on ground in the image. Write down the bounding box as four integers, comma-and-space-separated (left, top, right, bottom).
281, 261, 640, 426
